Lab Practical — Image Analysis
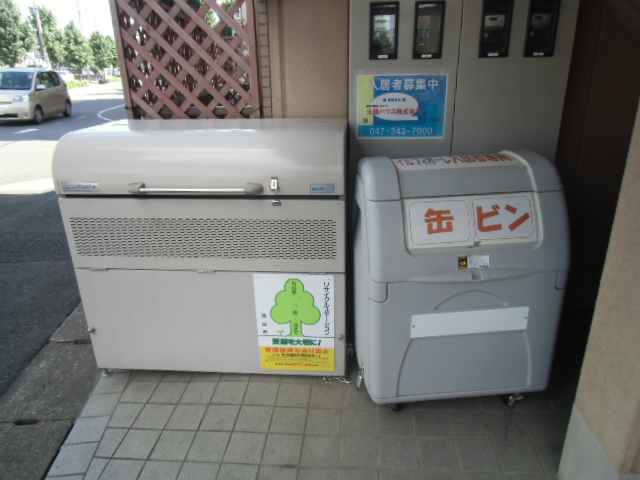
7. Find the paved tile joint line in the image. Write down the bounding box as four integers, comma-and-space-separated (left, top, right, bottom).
45, 366, 573, 479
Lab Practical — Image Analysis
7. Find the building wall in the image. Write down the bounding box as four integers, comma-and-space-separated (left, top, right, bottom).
575, 100, 640, 472
266, 0, 349, 118
560, 100, 640, 479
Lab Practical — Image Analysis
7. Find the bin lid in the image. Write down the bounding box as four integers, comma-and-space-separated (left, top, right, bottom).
52, 118, 347, 196
358, 150, 563, 201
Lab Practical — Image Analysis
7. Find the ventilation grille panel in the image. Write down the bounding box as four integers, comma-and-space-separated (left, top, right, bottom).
70, 218, 338, 260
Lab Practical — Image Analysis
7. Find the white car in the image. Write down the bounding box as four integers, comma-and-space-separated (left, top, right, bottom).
56, 70, 75, 83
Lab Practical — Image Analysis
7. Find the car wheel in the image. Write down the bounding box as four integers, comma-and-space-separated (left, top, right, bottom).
63, 100, 72, 117
33, 106, 43, 125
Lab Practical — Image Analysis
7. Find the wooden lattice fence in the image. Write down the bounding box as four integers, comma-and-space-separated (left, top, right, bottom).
109, 0, 261, 119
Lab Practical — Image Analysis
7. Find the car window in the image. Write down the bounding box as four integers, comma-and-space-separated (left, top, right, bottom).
43, 72, 55, 88
22, 73, 34, 89
36, 72, 54, 89
36, 72, 47, 87
0, 72, 33, 90
49, 72, 61, 87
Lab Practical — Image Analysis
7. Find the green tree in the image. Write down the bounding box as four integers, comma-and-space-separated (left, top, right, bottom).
271, 279, 320, 338
20, 20, 37, 58
47, 29, 66, 67
159, 0, 222, 28
89, 31, 117, 73
105, 36, 118, 69
0, 0, 34, 66
63, 21, 92, 69
217, 1, 233, 37
30, 6, 65, 67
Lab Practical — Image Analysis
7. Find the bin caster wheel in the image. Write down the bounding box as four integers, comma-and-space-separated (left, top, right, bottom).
502, 394, 524, 407
389, 403, 403, 412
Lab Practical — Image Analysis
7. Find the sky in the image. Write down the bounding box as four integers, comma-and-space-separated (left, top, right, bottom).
15, 0, 115, 38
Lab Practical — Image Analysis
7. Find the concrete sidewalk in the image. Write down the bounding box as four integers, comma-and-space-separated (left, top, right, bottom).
0, 304, 102, 480
0, 303, 575, 480
38, 308, 572, 480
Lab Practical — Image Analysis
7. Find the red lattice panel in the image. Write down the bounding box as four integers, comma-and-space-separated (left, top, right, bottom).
111, 0, 260, 119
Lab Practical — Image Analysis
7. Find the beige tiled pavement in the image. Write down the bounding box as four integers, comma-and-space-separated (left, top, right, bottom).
45, 363, 575, 480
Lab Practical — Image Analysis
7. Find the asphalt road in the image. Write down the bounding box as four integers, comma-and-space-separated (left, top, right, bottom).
0, 82, 126, 396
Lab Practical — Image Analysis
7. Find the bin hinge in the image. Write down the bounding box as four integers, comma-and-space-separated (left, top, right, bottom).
196, 269, 216, 274
89, 267, 107, 272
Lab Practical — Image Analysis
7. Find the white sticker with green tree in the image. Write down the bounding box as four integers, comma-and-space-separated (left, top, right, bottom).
254, 274, 335, 371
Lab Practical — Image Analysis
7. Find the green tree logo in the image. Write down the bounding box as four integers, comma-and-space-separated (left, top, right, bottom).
270, 279, 320, 337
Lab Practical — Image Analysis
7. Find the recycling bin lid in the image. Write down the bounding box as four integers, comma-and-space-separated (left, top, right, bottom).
358, 150, 564, 201
52, 118, 347, 196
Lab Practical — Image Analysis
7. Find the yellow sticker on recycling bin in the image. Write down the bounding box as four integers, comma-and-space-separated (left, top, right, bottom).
259, 346, 335, 371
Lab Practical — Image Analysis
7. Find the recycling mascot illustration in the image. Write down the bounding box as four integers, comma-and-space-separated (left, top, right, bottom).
270, 279, 320, 337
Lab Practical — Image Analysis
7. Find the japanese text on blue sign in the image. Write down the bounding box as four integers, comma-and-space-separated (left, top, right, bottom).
357, 74, 447, 139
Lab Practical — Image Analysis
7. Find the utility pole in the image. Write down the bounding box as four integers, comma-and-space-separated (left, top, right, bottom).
75, 0, 84, 34
30, 2, 51, 69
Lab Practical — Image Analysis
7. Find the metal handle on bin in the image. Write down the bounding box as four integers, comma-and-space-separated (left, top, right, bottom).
127, 182, 264, 195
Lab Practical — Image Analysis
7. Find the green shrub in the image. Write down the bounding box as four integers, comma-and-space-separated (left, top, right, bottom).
106, 77, 120, 83
66, 80, 90, 89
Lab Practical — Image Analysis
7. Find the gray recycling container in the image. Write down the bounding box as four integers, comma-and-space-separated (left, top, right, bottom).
53, 118, 348, 376
354, 151, 570, 405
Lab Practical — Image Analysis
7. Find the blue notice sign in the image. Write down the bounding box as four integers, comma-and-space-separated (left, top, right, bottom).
357, 74, 448, 139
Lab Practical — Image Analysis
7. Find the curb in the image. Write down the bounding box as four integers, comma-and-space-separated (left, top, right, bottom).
0, 303, 101, 480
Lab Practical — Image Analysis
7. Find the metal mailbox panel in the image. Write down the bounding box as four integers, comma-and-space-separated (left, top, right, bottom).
452, 0, 579, 160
